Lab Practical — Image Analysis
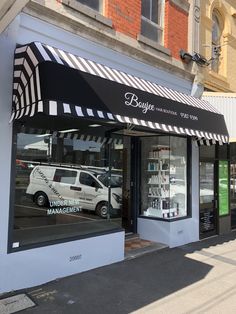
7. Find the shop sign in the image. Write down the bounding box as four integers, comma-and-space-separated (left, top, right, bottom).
200, 209, 215, 233
124, 92, 198, 121
218, 160, 229, 216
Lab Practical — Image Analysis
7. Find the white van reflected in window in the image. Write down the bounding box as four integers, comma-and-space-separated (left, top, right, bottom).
26, 165, 122, 218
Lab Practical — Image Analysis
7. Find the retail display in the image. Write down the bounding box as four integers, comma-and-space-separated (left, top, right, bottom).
143, 145, 179, 219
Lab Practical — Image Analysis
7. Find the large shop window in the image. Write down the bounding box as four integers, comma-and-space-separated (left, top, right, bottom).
12, 127, 123, 248
140, 136, 188, 219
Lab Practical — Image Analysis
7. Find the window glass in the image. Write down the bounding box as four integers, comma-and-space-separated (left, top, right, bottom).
141, 0, 150, 19
79, 172, 100, 188
151, 0, 158, 22
169, 137, 187, 217
141, 0, 163, 43
12, 127, 123, 248
76, 0, 102, 12
98, 173, 123, 188
140, 136, 188, 219
230, 143, 236, 228
53, 169, 77, 184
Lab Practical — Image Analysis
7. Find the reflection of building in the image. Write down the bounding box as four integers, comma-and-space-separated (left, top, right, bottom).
0, 1, 229, 293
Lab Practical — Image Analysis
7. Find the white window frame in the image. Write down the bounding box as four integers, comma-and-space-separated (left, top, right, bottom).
141, 0, 164, 44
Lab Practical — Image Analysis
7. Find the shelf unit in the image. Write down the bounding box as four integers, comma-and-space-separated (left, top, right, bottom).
144, 145, 178, 219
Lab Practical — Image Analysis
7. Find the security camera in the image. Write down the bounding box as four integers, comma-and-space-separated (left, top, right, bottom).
192, 53, 210, 66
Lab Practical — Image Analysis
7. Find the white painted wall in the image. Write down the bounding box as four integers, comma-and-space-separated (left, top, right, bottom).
0, 232, 124, 293
0, 16, 19, 254
0, 13, 193, 293
138, 141, 200, 248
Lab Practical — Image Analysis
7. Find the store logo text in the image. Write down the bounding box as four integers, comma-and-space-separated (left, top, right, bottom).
125, 92, 155, 114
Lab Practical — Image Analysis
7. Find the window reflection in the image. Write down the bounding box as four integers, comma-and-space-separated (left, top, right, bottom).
13, 128, 123, 247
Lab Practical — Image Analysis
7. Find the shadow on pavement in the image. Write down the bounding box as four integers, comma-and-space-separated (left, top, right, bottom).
180, 230, 236, 254
12, 244, 214, 314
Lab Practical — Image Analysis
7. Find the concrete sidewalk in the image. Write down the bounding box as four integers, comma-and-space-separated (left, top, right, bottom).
3, 231, 236, 314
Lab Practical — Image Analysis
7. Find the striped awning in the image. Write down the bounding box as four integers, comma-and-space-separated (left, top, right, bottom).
11, 42, 229, 144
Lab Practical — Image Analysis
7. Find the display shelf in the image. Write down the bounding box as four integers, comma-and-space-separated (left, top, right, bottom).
141, 141, 186, 219
147, 183, 169, 185
144, 207, 178, 218
148, 196, 170, 199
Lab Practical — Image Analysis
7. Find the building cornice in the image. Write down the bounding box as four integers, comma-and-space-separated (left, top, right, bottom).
23, 0, 194, 83
205, 71, 231, 92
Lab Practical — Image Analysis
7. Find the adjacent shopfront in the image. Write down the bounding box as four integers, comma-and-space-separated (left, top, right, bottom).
0, 15, 229, 293
199, 144, 230, 238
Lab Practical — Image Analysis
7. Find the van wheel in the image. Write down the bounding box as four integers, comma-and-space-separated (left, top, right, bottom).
96, 202, 110, 218
34, 192, 48, 207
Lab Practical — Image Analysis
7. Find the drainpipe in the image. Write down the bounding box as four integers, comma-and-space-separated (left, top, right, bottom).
189, 0, 205, 99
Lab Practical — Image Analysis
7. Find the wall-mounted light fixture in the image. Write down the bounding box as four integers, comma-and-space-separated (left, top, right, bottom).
179, 49, 193, 64
179, 49, 210, 67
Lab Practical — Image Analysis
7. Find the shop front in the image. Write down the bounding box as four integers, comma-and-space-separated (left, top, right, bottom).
0, 26, 229, 293
9, 41, 229, 252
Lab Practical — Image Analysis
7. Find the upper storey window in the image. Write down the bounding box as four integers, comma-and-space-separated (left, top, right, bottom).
141, 0, 164, 44
76, 0, 103, 12
211, 10, 222, 72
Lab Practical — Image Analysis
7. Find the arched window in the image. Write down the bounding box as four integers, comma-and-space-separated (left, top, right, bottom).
211, 10, 222, 72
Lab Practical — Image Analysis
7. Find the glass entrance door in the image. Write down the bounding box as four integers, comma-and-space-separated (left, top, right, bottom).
199, 162, 217, 238
109, 134, 133, 233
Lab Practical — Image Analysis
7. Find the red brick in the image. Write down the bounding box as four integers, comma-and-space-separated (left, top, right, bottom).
164, 0, 188, 60
105, 0, 141, 38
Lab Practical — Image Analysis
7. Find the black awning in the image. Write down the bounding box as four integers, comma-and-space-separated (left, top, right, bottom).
11, 42, 229, 144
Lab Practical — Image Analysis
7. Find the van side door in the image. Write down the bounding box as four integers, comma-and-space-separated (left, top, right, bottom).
52, 169, 79, 203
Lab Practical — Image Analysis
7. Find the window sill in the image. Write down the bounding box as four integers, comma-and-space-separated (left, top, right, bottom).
139, 215, 190, 222
137, 34, 171, 56
62, 0, 112, 28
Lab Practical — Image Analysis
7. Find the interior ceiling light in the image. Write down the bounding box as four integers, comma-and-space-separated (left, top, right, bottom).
88, 124, 101, 127
36, 133, 52, 137
106, 121, 117, 124
59, 129, 79, 133
179, 49, 210, 67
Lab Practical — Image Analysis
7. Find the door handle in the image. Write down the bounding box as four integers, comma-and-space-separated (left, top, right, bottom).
70, 186, 82, 191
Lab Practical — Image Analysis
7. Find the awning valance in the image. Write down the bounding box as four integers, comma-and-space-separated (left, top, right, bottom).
11, 42, 229, 144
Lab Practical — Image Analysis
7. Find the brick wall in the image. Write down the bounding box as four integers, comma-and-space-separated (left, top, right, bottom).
104, 0, 141, 38
164, 0, 188, 60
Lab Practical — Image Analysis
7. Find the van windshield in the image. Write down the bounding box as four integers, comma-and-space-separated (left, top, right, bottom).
98, 173, 122, 188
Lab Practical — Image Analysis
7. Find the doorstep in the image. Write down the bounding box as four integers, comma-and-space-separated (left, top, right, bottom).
125, 234, 168, 260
